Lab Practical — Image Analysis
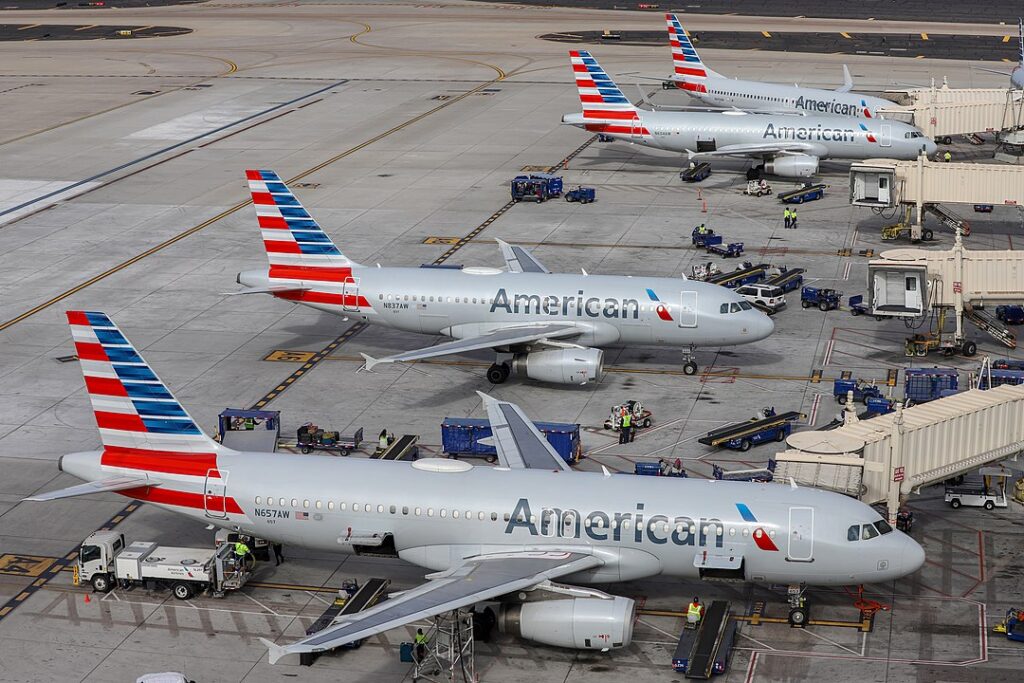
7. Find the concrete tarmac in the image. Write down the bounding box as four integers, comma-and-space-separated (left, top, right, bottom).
0, 1, 1022, 681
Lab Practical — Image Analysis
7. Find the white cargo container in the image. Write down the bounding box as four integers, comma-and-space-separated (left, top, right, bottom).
78, 531, 251, 599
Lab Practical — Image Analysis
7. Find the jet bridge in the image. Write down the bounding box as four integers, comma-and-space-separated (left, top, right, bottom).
850, 155, 1024, 240
774, 384, 1024, 521
880, 85, 1023, 142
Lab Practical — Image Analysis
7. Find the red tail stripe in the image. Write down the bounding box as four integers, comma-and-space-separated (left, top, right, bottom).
680, 82, 708, 93
66, 311, 90, 326
121, 486, 243, 515
245, 170, 262, 180
583, 123, 651, 136
579, 95, 605, 103
250, 191, 276, 205
264, 240, 302, 254
102, 448, 220, 478
583, 110, 640, 120
268, 265, 352, 282
676, 67, 707, 77
571, 64, 590, 73
75, 341, 109, 362
257, 215, 289, 229
85, 376, 128, 397
569, 50, 581, 58
95, 411, 147, 432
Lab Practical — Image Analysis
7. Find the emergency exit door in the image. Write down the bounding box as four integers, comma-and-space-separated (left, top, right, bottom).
342, 277, 360, 312
678, 291, 697, 328
787, 506, 814, 562
204, 469, 228, 519
630, 115, 644, 140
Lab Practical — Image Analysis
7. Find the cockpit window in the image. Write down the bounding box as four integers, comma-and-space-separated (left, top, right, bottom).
874, 519, 893, 535
720, 303, 729, 314
739, 301, 753, 310
847, 525, 859, 542
730, 302, 741, 313
904, 131, 922, 139
861, 523, 879, 540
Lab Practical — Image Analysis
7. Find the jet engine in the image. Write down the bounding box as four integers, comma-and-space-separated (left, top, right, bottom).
497, 596, 635, 650
511, 348, 604, 385
763, 154, 819, 178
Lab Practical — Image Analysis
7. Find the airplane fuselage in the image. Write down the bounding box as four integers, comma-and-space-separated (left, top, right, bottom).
61, 449, 925, 587
240, 267, 774, 349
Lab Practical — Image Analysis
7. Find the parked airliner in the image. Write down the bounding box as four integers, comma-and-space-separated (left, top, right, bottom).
26, 311, 926, 662
234, 170, 773, 381
976, 18, 1024, 89
664, 14, 899, 119
562, 50, 935, 179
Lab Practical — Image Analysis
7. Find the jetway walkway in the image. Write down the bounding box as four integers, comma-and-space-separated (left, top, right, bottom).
880, 85, 1023, 141
774, 384, 1024, 520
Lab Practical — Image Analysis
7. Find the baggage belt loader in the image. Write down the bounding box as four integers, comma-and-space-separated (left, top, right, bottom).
77, 530, 251, 599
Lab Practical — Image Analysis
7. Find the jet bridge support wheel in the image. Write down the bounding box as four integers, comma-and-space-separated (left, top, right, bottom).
486, 362, 511, 384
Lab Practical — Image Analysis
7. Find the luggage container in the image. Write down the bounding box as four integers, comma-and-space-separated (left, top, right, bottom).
441, 417, 581, 464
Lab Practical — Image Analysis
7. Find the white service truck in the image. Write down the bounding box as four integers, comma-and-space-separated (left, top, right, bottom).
944, 473, 1009, 510
78, 531, 251, 599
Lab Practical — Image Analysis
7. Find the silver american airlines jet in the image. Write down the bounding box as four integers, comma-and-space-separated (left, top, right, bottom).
27, 311, 927, 662
562, 50, 936, 179
234, 171, 773, 382
663, 14, 899, 119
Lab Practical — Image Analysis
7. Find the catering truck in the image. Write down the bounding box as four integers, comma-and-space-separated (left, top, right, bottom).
77, 531, 252, 599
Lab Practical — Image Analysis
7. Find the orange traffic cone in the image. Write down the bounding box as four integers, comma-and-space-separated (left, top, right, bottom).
701, 200, 707, 213
84, 594, 91, 604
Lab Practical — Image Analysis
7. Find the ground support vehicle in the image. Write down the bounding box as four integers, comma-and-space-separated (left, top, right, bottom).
865, 397, 896, 414
215, 530, 270, 562
690, 262, 721, 281
707, 262, 768, 289
735, 283, 786, 313
564, 186, 595, 203
300, 578, 390, 665
997, 305, 1024, 325
848, 295, 889, 320
680, 162, 712, 183
691, 226, 718, 248
801, 286, 841, 311
712, 461, 775, 482
297, 424, 362, 455
511, 173, 562, 202
671, 600, 738, 677
707, 241, 744, 258
743, 179, 772, 196
778, 183, 827, 203
604, 399, 653, 431
634, 460, 687, 477
833, 378, 883, 405
78, 531, 250, 599
994, 609, 1024, 642
945, 468, 1010, 510
441, 417, 581, 464
698, 409, 804, 452
763, 266, 804, 293
904, 367, 958, 403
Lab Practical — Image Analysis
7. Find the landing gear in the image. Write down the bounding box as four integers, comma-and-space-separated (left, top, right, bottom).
787, 584, 809, 627
745, 165, 764, 181
681, 346, 699, 375
486, 362, 511, 384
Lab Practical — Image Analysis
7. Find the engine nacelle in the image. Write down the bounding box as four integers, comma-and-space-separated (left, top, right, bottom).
763, 155, 819, 178
497, 596, 635, 650
512, 348, 604, 385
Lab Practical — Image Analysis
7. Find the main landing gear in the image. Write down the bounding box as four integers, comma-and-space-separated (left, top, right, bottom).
487, 362, 511, 384
787, 584, 810, 627
682, 346, 699, 376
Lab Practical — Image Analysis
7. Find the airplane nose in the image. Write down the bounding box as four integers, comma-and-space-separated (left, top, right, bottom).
754, 312, 774, 340
902, 536, 926, 575
924, 139, 937, 157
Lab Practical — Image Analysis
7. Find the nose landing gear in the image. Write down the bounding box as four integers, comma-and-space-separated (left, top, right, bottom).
682, 345, 699, 376
787, 584, 809, 627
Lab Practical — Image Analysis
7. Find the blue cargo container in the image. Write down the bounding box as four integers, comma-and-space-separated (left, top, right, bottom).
979, 369, 1024, 390
441, 417, 581, 464
904, 368, 958, 403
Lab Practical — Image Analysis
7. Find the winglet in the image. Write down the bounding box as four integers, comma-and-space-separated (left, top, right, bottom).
836, 64, 854, 93
476, 390, 495, 405
260, 638, 289, 665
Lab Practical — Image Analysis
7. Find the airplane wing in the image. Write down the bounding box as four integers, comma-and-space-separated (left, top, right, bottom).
687, 143, 818, 160
836, 65, 854, 93
360, 324, 581, 370
497, 239, 551, 274
260, 550, 602, 664
22, 476, 159, 502
974, 66, 1013, 77
478, 391, 572, 471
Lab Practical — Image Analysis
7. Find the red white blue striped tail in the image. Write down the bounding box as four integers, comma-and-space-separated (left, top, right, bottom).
246, 169, 357, 284
666, 14, 719, 93
67, 311, 232, 480
569, 50, 648, 137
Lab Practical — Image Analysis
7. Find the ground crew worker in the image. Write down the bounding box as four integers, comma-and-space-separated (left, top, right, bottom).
234, 540, 252, 570
943, 150, 952, 163
272, 542, 284, 566
619, 410, 633, 444
414, 628, 428, 663
790, 208, 798, 229
378, 428, 389, 452
687, 596, 704, 627
783, 207, 792, 229
658, 458, 669, 476
669, 458, 684, 477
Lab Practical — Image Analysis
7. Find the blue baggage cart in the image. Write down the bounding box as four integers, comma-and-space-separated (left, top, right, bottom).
441, 417, 581, 464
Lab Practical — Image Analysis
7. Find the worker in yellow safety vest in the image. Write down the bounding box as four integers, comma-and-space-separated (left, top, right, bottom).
414, 628, 428, 662
687, 596, 704, 626
943, 151, 951, 163
619, 410, 633, 444
234, 541, 252, 570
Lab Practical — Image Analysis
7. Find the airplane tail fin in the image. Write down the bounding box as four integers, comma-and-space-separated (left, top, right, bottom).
836, 64, 854, 93
665, 13, 721, 89
246, 170, 361, 285
570, 51, 650, 137
67, 311, 234, 479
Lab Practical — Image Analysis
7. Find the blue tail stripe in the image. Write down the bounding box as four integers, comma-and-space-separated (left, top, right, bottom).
646, 288, 659, 301
736, 503, 757, 522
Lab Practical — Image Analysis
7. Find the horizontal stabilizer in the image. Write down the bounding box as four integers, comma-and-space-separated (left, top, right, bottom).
23, 476, 158, 502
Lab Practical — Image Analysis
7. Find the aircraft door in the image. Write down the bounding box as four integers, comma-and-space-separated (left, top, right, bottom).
630, 115, 644, 140
787, 506, 814, 562
342, 277, 360, 312
204, 469, 228, 520
877, 175, 890, 205
879, 124, 892, 147
678, 291, 697, 328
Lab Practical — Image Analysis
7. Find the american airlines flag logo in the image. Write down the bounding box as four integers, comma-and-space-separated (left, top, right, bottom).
296, 512, 309, 520
645, 288, 674, 321
859, 123, 877, 143
736, 503, 779, 552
